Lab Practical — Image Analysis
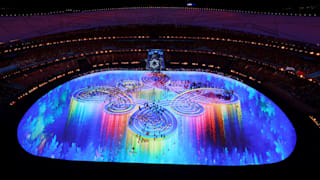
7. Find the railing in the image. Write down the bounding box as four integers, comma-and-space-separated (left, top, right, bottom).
1, 35, 318, 60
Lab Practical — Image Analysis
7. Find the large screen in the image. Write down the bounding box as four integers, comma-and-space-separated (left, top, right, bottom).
17, 71, 296, 165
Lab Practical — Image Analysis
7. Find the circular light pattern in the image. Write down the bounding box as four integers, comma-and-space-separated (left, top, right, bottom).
118, 80, 143, 91
173, 88, 240, 105
72, 86, 135, 114
170, 88, 239, 116
104, 101, 135, 114
141, 72, 170, 87
128, 106, 177, 139
72, 86, 113, 102
170, 99, 204, 116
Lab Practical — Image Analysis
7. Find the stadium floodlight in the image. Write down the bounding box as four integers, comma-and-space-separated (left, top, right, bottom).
186, 2, 196, 7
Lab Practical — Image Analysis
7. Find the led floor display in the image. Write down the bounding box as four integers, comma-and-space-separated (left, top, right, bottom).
17, 71, 296, 165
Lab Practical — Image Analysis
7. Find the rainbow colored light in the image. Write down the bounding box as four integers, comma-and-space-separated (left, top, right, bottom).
17, 71, 296, 165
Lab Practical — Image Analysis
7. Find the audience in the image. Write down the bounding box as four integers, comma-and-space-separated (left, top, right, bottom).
0, 25, 319, 110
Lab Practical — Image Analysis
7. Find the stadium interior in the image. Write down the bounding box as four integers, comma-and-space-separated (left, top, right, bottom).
2, 0, 320, 177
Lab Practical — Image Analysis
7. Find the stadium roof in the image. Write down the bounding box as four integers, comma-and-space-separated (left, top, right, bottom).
0, 8, 319, 44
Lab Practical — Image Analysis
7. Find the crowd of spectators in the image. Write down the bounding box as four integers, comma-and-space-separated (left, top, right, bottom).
0, 24, 319, 112
2, 25, 318, 75
8, 60, 78, 87
25, 25, 318, 50
227, 58, 320, 111
86, 52, 147, 65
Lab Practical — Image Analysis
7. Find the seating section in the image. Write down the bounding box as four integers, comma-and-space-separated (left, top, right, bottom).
9, 60, 78, 87
0, 25, 319, 112
1, 25, 318, 74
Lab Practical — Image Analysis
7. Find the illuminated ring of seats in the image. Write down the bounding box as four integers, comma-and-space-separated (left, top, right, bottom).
141, 72, 170, 87
128, 106, 177, 139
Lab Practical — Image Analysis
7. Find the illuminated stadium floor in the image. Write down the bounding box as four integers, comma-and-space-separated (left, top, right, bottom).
17, 71, 296, 165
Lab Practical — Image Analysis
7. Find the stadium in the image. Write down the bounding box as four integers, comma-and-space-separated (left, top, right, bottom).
2, 1, 320, 176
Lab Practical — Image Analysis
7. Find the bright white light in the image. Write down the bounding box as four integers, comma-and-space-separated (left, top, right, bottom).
186, 3, 195, 7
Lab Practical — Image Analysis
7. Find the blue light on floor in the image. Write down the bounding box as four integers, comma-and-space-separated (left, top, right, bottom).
17, 71, 296, 165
